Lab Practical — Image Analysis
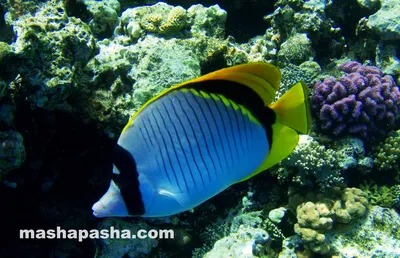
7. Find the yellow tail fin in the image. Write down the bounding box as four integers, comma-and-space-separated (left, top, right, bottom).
237, 82, 311, 182
269, 82, 311, 134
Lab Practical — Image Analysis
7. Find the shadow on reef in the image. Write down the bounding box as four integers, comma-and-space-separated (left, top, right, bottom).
64, 0, 92, 23
168, 0, 275, 43
326, 0, 379, 41
1, 97, 286, 257
323, 0, 381, 62
0, 100, 115, 257
0, 5, 14, 44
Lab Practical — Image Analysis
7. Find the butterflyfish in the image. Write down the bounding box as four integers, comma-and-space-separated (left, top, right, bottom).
92, 62, 311, 218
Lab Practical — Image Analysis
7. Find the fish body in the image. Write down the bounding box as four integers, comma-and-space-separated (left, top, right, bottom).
92, 63, 311, 218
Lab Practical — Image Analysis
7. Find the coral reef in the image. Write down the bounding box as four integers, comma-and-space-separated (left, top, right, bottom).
191, 183, 286, 258
367, 0, 400, 41
2, 1, 229, 137
83, 3, 228, 136
5, 0, 97, 111
357, 0, 380, 9
117, 3, 226, 39
294, 201, 332, 254
275, 61, 321, 99
281, 206, 400, 257
83, 0, 120, 39
312, 61, 400, 139
375, 42, 400, 78
264, 0, 344, 62
268, 207, 287, 224
187, 4, 227, 38
0, 75, 25, 181
95, 218, 158, 258
224, 35, 277, 67
204, 225, 270, 258
138, 5, 188, 36
327, 205, 400, 257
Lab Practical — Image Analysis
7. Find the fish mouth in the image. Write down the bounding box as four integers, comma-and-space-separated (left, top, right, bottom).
92, 201, 111, 218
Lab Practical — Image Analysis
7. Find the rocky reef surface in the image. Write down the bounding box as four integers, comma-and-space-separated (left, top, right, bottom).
0, 0, 399, 257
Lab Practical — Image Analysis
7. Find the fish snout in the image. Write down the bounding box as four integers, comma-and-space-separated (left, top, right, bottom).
91, 180, 129, 217
92, 200, 109, 218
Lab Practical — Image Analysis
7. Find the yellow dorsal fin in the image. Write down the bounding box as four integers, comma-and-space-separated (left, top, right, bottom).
122, 63, 281, 132
236, 82, 311, 182
184, 62, 281, 105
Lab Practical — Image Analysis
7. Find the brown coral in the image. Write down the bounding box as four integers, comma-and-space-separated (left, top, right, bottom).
290, 187, 369, 255
332, 187, 368, 223
294, 201, 333, 254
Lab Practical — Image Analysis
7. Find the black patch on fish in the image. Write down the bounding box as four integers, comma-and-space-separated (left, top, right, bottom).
185, 80, 275, 147
112, 144, 145, 216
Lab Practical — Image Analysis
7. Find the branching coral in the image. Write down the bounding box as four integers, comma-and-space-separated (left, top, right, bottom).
283, 135, 338, 175
280, 135, 342, 188
372, 129, 400, 170
360, 180, 398, 207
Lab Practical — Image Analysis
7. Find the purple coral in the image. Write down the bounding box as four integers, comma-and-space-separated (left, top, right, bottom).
312, 61, 400, 139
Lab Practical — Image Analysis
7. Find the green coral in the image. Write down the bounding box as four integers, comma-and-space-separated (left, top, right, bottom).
373, 129, 400, 170
278, 61, 321, 97
277, 33, 313, 66
360, 180, 398, 207
0, 79, 7, 100
0, 42, 11, 62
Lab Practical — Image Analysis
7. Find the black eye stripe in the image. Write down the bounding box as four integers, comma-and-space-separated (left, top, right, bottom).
112, 144, 145, 216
